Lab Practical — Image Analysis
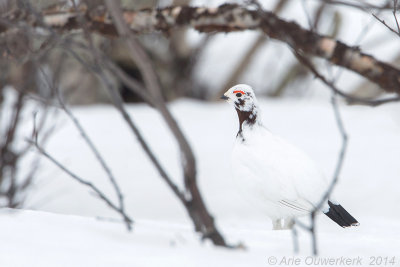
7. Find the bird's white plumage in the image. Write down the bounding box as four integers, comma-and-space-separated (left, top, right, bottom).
232, 124, 329, 218
224, 84, 332, 229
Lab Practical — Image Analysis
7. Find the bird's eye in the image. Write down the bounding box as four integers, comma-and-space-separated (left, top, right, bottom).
236, 93, 242, 97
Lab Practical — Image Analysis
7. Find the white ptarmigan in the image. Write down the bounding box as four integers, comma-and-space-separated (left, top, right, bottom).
222, 84, 359, 230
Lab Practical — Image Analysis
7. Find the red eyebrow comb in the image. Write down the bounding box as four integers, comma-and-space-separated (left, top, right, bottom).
233, 90, 245, 95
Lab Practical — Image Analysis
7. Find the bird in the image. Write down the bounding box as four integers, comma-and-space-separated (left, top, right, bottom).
221, 84, 359, 230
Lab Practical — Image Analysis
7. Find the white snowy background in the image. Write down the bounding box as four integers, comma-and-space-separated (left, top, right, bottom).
1, 0, 400, 266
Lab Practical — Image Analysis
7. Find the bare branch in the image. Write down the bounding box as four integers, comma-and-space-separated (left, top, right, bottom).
104, 0, 228, 246
393, 0, 400, 33
217, 0, 288, 98
294, 51, 400, 106
55, 85, 131, 229
372, 13, 400, 37
28, 114, 134, 229
2, 4, 400, 95
103, 59, 153, 105
62, 42, 186, 204
0, 86, 27, 207
315, 0, 392, 12
291, 227, 299, 253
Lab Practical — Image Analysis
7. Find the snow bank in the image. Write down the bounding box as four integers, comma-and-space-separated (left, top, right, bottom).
2, 97, 399, 265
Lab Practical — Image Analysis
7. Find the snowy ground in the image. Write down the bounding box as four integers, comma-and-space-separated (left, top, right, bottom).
1, 0, 400, 265
1, 97, 400, 266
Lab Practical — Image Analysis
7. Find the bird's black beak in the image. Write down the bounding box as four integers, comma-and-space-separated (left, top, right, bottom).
220, 95, 229, 100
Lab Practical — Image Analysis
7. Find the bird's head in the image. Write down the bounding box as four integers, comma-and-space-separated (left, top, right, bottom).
221, 84, 257, 112
221, 84, 261, 135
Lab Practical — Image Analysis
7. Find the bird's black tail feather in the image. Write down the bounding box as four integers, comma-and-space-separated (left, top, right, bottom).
324, 201, 359, 228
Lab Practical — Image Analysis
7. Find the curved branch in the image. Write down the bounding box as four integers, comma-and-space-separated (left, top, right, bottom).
294, 51, 400, 106
2, 4, 400, 94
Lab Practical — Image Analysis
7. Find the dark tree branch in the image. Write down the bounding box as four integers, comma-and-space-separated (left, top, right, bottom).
59, 36, 204, 236
294, 51, 400, 106
216, 0, 288, 99
103, 59, 153, 105
61, 42, 186, 205
103, 0, 228, 247
0, 84, 28, 207
2, 3, 400, 95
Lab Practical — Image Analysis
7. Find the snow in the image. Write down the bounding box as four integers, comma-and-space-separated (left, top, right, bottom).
2, 1, 400, 263
1, 95, 400, 266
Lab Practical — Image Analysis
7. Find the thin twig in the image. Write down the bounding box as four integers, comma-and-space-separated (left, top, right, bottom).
301, 0, 314, 30
294, 51, 400, 106
291, 11, 384, 254
0, 84, 27, 207
372, 13, 400, 37
291, 227, 299, 254
310, 211, 318, 255
61, 42, 187, 204
103, 59, 154, 105
28, 114, 134, 229
59, 37, 153, 105
393, 0, 400, 33
309, 92, 348, 255
28, 46, 133, 230
315, 0, 392, 12
54, 86, 131, 229
216, 0, 287, 99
